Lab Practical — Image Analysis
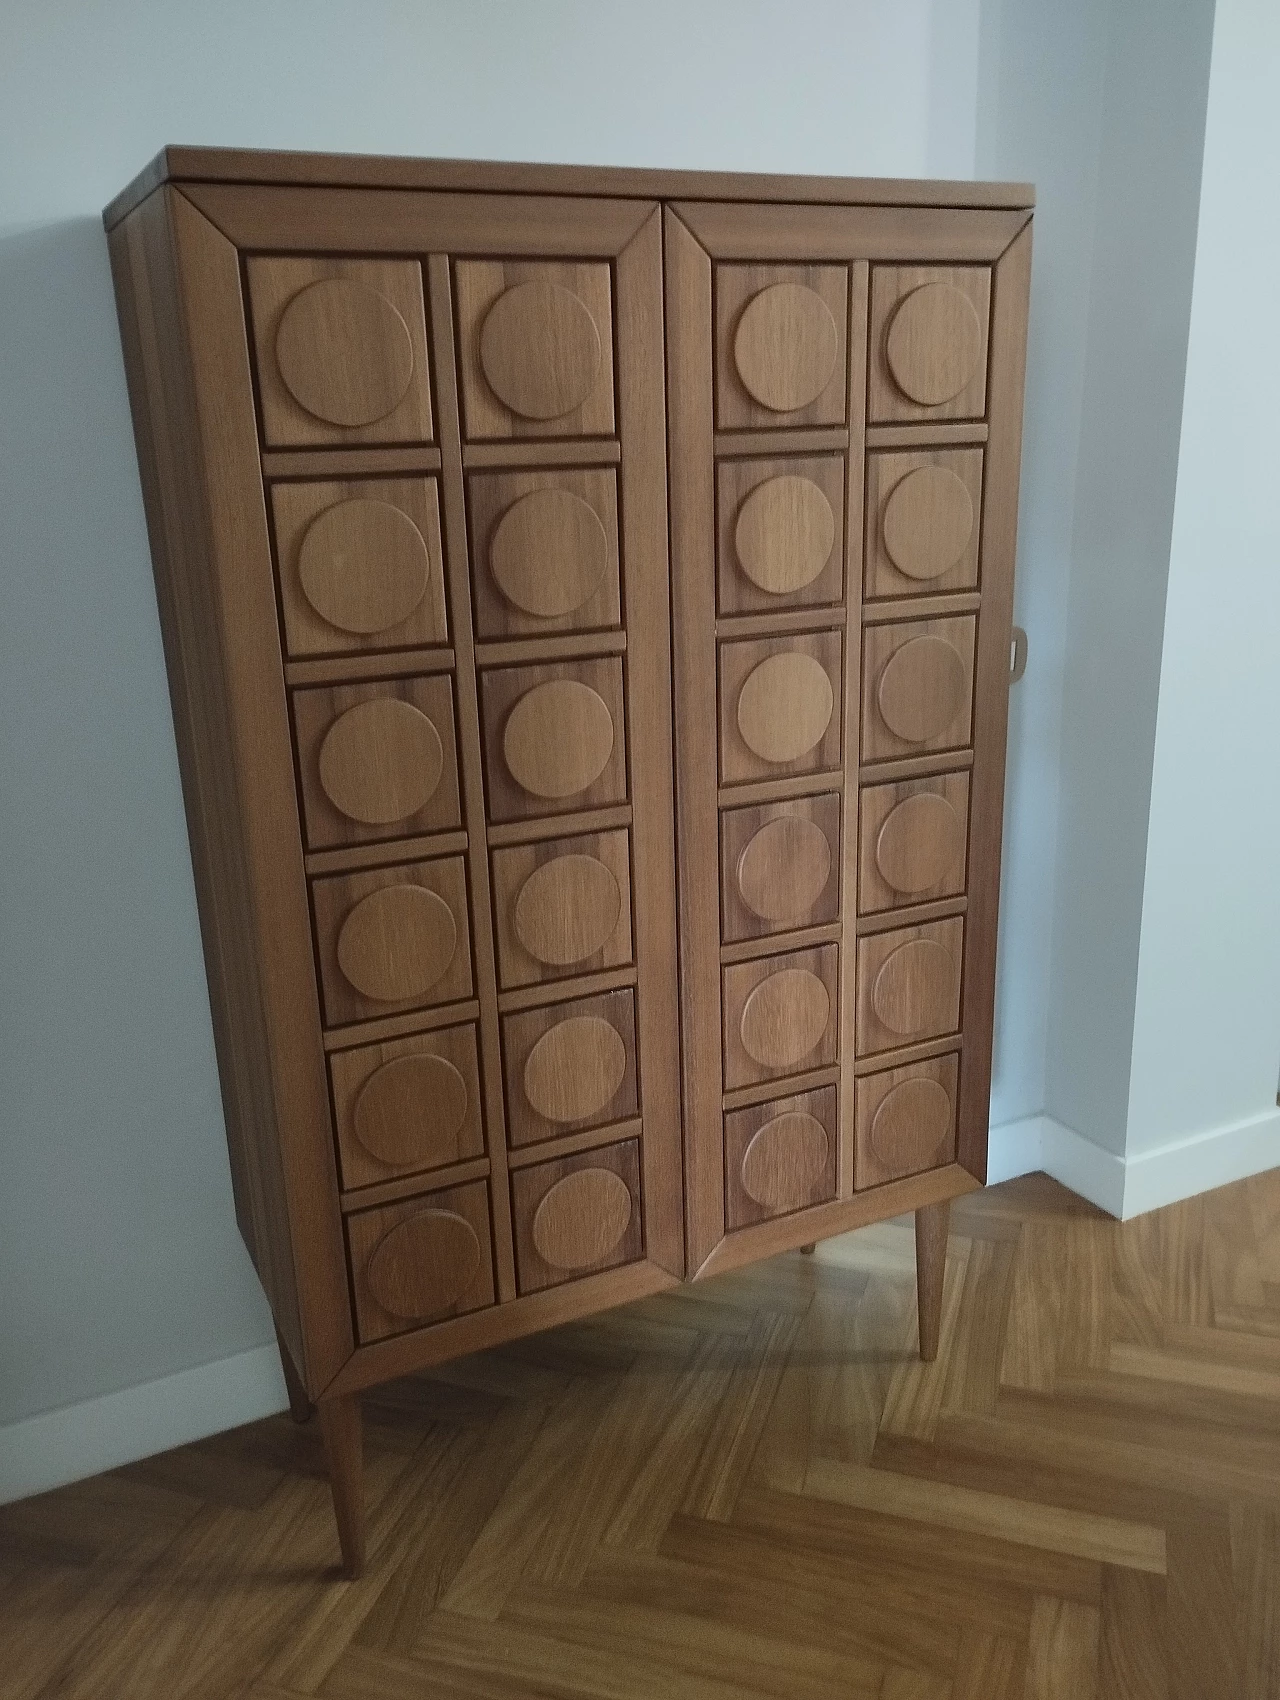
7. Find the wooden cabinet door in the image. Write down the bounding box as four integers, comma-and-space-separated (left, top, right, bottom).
666, 199, 1031, 1275
128, 182, 684, 1392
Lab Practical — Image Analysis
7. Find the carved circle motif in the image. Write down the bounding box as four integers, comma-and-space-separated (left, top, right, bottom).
740, 968, 831, 1071
740, 1112, 830, 1211
875, 793, 964, 896
886, 283, 984, 407
882, 466, 974, 581
877, 637, 966, 744
490, 488, 609, 619
514, 854, 622, 968
353, 1053, 469, 1170
366, 1209, 481, 1320
298, 499, 430, 635
737, 653, 834, 766
734, 476, 836, 595
480, 282, 602, 420
734, 283, 839, 413
869, 1077, 953, 1175
275, 279, 415, 426
737, 816, 832, 923
871, 939, 956, 1037
318, 698, 444, 825
503, 679, 615, 800
532, 1168, 633, 1271
523, 1017, 627, 1125
337, 885, 457, 1003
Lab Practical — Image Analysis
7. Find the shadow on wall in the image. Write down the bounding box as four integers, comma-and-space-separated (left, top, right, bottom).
0, 218, 274, 1428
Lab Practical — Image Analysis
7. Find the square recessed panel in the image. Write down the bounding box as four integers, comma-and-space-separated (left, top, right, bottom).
246, 256, 432, 447
716, 264, 849, 430
869, 265, 990, 424
455, 260, 615, 440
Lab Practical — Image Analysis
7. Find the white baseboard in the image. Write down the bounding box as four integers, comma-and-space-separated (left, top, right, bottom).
0, 1342, 287, 1507
987, 1106, 1280, 1219
4, 1108, 1277, 1510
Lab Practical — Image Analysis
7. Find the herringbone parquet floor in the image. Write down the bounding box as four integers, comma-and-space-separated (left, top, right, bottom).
3, 1170, 1279, 1700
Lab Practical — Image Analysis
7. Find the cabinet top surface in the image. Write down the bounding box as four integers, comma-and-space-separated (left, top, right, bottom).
103, 144, 1035, 231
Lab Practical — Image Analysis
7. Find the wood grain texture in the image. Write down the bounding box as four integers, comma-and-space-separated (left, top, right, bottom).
866, 447, 983, 600
467, 467, 620, 639
722, 943, 839, 1091
270, 476, 448, 656
717, 453, 845, 614
859, 770, 970, 914
246, 255, 433, 446
915, 1199, 951, 1362
347, 1178, 494, 1343
724, 1084, 838, 1230
292, 674, 460, 849
869, 265, 991, 424
27, 1168, 1280, 1699
501, 988, 639, 1149
490, 828, 632, 990
481, 658, 627, 821
720, 792, 842, 944
862, 615, 976, 763
955, 223, 1031, 1180
856, 1052, 960, 1190
716, 264, 848, 429
328, 1022, 484, 1191
856, 916, 964, 1057
511, 1138, 644, 1294
455, 259, 615, 440
105, 148, 1035, 232
720, 630, 843, 785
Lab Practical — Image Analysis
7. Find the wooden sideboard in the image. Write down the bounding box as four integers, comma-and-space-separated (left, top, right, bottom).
104, 148, 1032, 1576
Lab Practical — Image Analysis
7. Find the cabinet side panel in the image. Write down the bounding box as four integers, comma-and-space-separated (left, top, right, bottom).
108, 188, 353, 1388
957, 223, 1032, 1177
664, 212, 723, 1270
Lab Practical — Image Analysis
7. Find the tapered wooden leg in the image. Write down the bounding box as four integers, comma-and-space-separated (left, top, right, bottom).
915, 1201, 950, 1363
800, 1243, 816, 1255
317, 1394, 366, 1579
274, 1325, 312, 1425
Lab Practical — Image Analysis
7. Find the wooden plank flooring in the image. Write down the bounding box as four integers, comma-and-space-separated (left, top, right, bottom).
3, 1170, 1280, 1698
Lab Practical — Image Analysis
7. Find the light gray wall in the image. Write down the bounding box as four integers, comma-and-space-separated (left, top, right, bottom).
1125, 0, 1280, 1156
1043, 0, 1215, 1154
1, 0, 971, 1435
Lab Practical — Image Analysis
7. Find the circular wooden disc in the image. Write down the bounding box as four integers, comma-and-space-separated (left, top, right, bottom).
875, 793, 964, 895
740, 968, 831, 1070
734, 476, 835, 595
490, 488, 609, 619
503, 679, 615, 800
869, 1077, 953, 1174
523, 1016, 627, 1125
276, 278, 414, 426
886, 283, 983, 407
514, 854, 621, 968
871, 939, 956, 1036
532, 1168, 633, 1271
337, 884, 457, 1003
480, 282, 602, 420
882, 466, 974, 581
298, 499, 430, 635
734, 283, 839, 413
366, 1209, 480, 1320
353, 1052, 469, 1170
737, 816, 832, 923
741, 1112, 829, 1210
877, 637, 966, 744
318, 698, 444, 825
737, 652, 834, 765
